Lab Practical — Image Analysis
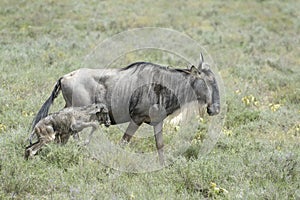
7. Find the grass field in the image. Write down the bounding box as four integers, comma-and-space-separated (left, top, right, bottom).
0, 0, 299, 199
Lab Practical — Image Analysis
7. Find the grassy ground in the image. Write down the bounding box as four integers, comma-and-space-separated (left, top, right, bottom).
0, 0, 299, 199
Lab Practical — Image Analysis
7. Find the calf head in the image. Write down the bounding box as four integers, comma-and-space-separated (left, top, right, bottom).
87, 103, 111, 127
93, 103, 111, 127
190, 53, 220, 116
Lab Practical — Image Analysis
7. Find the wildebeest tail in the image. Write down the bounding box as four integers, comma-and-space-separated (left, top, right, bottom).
31, 77, 63, 130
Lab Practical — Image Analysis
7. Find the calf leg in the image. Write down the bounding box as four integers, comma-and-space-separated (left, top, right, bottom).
25, 126, 56, 159
56, 131, 71, 144
71, 121, 98, 145
25, 140, 47, 159
72, 133, 80, 141
154, 122, 165, 165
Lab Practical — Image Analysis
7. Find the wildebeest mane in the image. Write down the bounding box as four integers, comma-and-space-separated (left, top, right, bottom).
120, 61, 191, 75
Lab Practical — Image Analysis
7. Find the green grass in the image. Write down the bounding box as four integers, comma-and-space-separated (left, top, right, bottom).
1, 0, 300, 199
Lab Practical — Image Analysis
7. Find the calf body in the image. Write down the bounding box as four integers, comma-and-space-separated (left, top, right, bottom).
25, 103, 110, 159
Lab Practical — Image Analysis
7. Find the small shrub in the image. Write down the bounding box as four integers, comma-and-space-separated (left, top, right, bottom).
226, 109, 260, 128
183, 145, 200, 160
39, 142, 84, 169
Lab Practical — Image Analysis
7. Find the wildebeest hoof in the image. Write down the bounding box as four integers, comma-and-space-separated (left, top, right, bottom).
119, 139, 129, 147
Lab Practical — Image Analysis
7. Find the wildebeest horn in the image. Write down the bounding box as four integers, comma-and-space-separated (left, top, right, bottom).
198, 53, 204, 70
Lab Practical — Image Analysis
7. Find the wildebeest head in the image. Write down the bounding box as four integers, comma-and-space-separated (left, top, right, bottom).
190, 53, 220, 116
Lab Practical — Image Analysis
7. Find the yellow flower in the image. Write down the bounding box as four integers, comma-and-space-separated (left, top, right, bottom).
220, 187, 229, 194
129, 192, 135, 199
235, 89, 241, 94
269, 103, 281, 112
276, 146, 281, 150
242, 96, 250, 106
199, 117, 204, 122
223, 128, 233, 136
210, 182, 217, 188
210, 182, 228, 195
174, 125, 180, 131
214, 187, 220, 194
254, 101, 260, 106
22, 110, 28, 117
242, 94, 260, 107
0, 123, 6, 132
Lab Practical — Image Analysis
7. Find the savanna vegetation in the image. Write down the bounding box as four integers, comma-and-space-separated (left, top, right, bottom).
0, 0, 299, 199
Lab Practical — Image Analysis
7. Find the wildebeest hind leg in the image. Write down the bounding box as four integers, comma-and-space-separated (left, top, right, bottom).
154, 121, 165, 165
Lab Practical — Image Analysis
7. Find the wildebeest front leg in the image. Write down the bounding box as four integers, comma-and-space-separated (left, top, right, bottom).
120, 120, 141, 145
71, 121, 98, 145
154, 121, 165, 165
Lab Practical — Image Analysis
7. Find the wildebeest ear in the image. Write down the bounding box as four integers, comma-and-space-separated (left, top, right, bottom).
198, 53, 204, 70
89, 110, 99, 115
190, 65, 200, 75
89, 110, 98, 115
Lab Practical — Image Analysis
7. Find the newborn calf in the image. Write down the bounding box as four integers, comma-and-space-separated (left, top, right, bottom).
25, 103, 110, 159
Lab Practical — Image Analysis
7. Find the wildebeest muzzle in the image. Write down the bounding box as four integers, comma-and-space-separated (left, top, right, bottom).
207, 103, 220, 116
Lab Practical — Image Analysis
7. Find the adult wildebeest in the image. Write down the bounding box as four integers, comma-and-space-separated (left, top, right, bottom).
31, 53, 220, 164
25, 103, 110, 159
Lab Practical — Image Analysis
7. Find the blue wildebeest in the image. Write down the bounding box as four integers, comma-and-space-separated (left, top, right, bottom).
31, 53, 220, 164
25, 103, 110, 159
